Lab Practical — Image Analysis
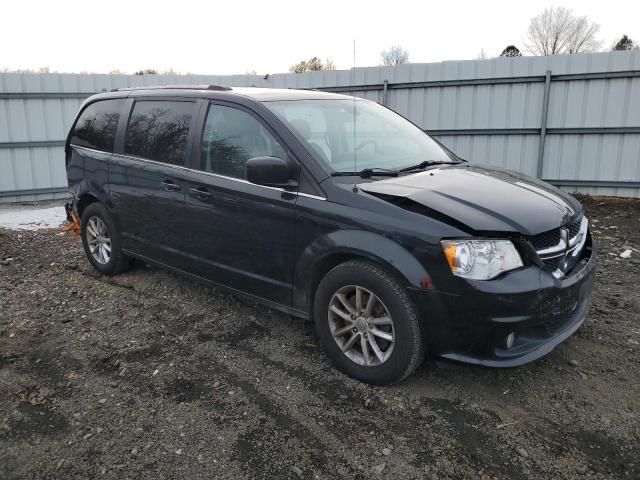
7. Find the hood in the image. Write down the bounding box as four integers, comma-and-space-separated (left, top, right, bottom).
359, 164, 582, 236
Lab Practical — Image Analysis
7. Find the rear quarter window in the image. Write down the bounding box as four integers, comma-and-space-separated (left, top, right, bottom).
125, 100, 194, 166
70, 98, 125, 152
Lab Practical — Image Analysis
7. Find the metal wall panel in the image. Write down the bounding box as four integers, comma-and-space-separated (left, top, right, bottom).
434, 134, 541, 176
1, 50, 640, 202
543, 133, 640, 181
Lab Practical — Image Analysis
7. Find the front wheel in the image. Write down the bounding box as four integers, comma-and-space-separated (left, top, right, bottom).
313, 260, 425, 385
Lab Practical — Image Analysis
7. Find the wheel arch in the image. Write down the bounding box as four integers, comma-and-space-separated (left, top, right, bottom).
76, 193, 100, 219
293, 230, 433, 315
70, 177, 114, 222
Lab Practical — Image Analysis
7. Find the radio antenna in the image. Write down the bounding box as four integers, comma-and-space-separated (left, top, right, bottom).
352, 38, 358, 193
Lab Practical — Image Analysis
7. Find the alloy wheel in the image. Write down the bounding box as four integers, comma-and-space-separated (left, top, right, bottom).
328, 285, 395, 366
86, 216, 111, 265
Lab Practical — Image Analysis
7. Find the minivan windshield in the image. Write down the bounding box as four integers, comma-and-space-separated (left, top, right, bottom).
265, 99, 456, 173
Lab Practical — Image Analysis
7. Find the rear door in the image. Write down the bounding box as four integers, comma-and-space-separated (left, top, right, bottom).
180, 101, 298, 306
109, 98, 197, 268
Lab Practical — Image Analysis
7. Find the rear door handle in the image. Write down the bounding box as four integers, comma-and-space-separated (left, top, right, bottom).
189, 187, 213, 200
161, 180, 181, 192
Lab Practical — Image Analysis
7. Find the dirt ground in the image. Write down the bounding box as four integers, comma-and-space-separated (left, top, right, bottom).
0, 195, 638, 480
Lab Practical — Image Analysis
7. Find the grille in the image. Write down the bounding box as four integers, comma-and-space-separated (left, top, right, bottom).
542, 257, 561, 272
529, 217, 584, 272
567, 220, 582, 238
529, 218, 583, 251
530, 229, 561, 250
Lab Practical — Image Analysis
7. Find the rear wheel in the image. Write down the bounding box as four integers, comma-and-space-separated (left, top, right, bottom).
314, 260, 425, 385
80, 203, 131, 276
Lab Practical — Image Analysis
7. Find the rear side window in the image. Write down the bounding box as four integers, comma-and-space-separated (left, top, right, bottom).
200, 104, 287, 179
70, 99, 124, 152
125, 101, 193, 166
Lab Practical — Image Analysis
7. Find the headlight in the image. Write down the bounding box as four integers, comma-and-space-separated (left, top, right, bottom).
441, 239, 523, 280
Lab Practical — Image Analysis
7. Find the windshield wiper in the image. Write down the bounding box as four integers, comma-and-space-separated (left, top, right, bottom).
332, 160, 462, 178
398, 160, 462, 173
331, 167, 399, 179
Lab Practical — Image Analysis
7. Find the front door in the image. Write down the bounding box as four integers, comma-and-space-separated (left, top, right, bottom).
181, 102, 298, 307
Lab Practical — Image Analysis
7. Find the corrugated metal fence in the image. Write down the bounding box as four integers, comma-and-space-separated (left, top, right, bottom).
1, 50, 640, 202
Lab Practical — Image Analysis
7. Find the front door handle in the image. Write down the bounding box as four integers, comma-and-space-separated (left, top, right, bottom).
189, 187, 213, 200
161, 180, 181, 192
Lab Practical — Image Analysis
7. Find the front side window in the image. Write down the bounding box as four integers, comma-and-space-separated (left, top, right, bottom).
125, 101, 193, 166
200, 104, 287, 179
266, 99, 454, 173
70, 99, 124, 152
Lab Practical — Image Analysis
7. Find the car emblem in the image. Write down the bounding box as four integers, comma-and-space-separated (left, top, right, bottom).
560, 228, 569, 270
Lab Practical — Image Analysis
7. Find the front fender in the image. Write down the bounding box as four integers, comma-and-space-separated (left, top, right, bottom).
293, 230, 432, 311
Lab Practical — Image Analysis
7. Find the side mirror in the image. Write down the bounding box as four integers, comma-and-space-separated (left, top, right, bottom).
245, 156, 294, 188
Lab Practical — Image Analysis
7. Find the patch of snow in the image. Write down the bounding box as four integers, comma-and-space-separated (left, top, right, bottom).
0, 205, 67, 230
620, 249, 632, 259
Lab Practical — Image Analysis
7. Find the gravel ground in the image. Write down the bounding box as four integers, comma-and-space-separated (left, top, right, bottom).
1, 195, 639, 480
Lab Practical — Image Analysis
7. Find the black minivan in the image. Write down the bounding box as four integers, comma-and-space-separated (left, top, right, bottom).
65, 85, 596, 385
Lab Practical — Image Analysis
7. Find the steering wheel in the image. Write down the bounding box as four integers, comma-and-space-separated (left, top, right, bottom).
355, 139, 378, 152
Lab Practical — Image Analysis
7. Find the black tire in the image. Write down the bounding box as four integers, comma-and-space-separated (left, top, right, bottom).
313, 260, 425, 385
80, 203, 131, 276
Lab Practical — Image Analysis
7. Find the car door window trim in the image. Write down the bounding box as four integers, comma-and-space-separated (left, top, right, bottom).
72, 145, 326, 200
198, 99, 326, 199
200, 101, 293, 180
124, 99, 197, 167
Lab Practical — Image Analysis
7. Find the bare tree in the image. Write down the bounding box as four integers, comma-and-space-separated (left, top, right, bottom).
289, 57, 336, 74
135, 69, 158, 75
380, 45, 409, 66
476, 48, 489, 60
2, 66, 55, 73
566, 14, 602, 53
306, 57, 324, 71
526, 6, 601, 55
289, 62, 306, 74
323, 58, 336, 71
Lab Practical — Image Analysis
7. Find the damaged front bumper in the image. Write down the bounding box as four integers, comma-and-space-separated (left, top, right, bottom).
410, 237, 597, 367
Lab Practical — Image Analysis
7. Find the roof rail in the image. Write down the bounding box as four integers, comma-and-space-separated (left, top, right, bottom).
110, 84, 232, 92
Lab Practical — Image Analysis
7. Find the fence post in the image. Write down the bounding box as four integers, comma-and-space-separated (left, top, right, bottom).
536, 70, 552, 179
382, 80, 388, 106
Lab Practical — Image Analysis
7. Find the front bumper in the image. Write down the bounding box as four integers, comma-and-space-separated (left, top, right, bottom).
410, 237, 597, 367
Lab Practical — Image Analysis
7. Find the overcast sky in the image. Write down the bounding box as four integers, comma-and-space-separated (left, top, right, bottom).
3, 0, 640, 75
